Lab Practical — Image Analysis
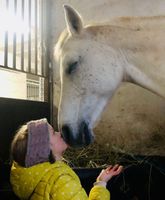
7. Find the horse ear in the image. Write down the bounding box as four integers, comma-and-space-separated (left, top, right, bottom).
63, 4, 83, 35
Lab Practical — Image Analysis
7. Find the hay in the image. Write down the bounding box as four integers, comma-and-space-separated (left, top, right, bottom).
63, 140, 161, 168
64, 141, 125, 168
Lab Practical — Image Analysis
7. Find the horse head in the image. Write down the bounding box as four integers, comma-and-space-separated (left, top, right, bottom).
54, 5, 125, 147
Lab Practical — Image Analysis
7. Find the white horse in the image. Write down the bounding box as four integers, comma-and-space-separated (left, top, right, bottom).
54, 5, 165, 148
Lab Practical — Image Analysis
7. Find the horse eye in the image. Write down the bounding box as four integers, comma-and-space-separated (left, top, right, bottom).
66, 61, 78, 74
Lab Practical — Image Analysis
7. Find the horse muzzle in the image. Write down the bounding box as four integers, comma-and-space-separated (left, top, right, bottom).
61, 121, 94, 148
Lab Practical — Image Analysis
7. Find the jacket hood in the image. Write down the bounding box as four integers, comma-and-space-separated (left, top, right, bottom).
10, 161, 56, 199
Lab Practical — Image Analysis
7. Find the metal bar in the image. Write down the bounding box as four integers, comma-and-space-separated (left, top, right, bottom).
13, 0, 17, 69
42, 0, 53, 114
34, 0, 38, 74
4, 0, 9, 67
4, 32, 8, 67
28, 0, 31, 73
40, 0, 44, 76
13, 34, 17, 69
21, 0, 25, 70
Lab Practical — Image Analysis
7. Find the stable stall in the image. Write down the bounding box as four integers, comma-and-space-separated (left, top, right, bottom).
0, 1, 165, 199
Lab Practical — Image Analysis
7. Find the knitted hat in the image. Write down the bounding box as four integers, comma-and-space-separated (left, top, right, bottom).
25, 118, 50, 167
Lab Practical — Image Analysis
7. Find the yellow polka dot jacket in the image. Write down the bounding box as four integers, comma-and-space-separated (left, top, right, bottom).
10, 161, 110, 200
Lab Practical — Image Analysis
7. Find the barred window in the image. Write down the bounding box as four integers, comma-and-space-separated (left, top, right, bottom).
0, 0, 50, 102
27, 75, 44, 101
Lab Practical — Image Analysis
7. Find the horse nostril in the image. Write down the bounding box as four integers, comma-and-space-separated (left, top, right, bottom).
62, 124, 72, 144
62, 122, 94, 147
79, 121, 93, 146
79, 121, 87, 135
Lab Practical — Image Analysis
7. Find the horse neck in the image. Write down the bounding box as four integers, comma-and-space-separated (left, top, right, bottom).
121, 30, 165, 99
88, 24, 165, 99
124, 61, 165, 99
121, 38, 165, 99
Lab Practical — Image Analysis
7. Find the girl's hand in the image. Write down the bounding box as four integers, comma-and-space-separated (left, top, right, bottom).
97, 164, 123, 183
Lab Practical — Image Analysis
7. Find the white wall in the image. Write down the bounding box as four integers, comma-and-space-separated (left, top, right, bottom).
0, 69, 27, 99
50, 0, 165, 156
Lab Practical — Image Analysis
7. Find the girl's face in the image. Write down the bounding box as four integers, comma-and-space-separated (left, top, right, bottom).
49, 125, 68, 159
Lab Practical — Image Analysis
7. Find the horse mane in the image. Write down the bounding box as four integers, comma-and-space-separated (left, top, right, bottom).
55, 15, 165, 60
86, 15, 165, 30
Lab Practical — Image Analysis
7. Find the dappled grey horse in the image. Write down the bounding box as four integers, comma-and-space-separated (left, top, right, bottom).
54, 5, 165, 147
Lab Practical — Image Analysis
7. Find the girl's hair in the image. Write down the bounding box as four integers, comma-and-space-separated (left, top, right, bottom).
10, 123, 56, 167
10, 125, 28, 167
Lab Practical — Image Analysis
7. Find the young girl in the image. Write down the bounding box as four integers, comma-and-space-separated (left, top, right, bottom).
10, 118, 123, 200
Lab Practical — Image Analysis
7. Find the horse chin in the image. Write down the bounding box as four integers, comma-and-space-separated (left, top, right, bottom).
61, 121, 94, 148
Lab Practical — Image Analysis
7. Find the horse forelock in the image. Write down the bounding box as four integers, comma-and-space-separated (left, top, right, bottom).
54, 29, 69, 61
